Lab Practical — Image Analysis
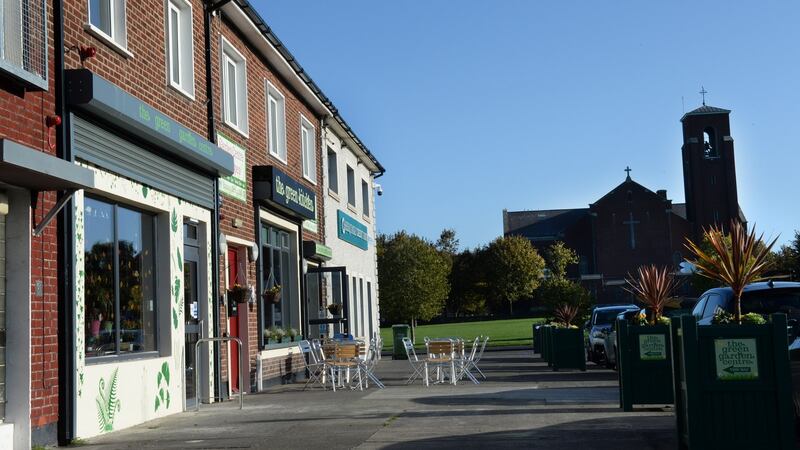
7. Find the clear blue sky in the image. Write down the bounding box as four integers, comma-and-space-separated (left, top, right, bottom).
256, 1, 800, 250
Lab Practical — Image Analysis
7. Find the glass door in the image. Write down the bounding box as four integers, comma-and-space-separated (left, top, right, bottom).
183, 222, 201, 408
305, 267, 348, 339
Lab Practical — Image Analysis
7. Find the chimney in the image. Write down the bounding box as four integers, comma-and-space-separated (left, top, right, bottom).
657, 189, 667, 200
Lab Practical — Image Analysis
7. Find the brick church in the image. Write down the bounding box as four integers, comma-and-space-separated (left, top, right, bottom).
503, 104, 746, 303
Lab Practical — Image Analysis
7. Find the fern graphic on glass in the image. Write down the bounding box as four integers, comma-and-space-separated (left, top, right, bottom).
96, 368, 121, 432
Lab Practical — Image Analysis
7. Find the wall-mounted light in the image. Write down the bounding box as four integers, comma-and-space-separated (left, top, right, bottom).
219, 233, 227, 254
249, 245, 259, 263
66, 44, 97, 67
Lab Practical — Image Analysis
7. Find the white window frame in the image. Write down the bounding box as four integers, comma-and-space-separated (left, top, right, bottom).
85, 0, 131, 58
361, 179, 370, 218
300, 114, 316, 184
326, 147, 338, 195
219, 37, 248, 137
346, 165, 356, 209
265, 80, 287, 163
165, 0, 194, 98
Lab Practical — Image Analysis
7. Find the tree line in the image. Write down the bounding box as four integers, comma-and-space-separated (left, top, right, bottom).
377, 229, 590, 334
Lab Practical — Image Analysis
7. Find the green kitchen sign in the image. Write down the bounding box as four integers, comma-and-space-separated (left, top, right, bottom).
638, 334, 667, 361
714, 338, 759, 381
337, 210, 369, 250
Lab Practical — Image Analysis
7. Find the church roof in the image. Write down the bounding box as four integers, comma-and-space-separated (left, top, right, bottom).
672, 203, 687, 220
504, 208, 588, 240
681, 105, 731, 122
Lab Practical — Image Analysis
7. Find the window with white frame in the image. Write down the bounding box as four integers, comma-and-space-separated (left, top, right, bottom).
361, 179, 369, 217
300, 115, 316, 182
346, 165, 355, 207
0, 0, 48, 88
327, 147, 338, 194
220, 38, 248, 135
166, 0, 194, 96
88, 0, 128, 50
266, 81, 286, 161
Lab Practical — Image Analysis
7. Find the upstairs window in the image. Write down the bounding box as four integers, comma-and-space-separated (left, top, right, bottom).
361, 179, 369, 217
220, 37, 248, 136
88, 0, 128, 53
166, 0, 194, 97
0, 0, 48, 88
266, 81, 286, 162
300, 115, 316, 182
346, 165, 355, 207
327, 147, 338, 194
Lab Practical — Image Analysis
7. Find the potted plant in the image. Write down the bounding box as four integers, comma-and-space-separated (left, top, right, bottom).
262, 284, 282, 304
617, 265, 680, 411
547, 303, 586, 371
228, 284, 250, 304
327, 303, 343, 316
270, 327, 286, 344
674, 222, 792, 449
287, 328, 301, 342
263, 328, 276, 346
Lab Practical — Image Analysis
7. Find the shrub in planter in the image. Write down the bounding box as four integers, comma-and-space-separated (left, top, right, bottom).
616, 265, 681, 411
673, 222, 793, 449
270, 327, 286, 344
547, 304, 586, 371
263, 328, 278, 346
287, 328, 301, 342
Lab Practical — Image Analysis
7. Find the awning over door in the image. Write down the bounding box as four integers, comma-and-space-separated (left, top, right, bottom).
0, 139, 95, 190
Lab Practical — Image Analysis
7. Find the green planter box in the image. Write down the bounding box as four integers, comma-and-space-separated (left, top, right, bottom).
549, 327, 586, 371
391, 324, 411, 360
541, 325, 552, 365
533, 324, 543, 355
671, 314, 794, 450
616, 319, 674, 411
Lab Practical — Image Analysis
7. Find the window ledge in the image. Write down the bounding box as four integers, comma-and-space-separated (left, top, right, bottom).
327, 189, 340, 201
347, 204, 358, 215
84, 23, 134, 59
362, 214, 371, 223
269, 152, 288, 166
222, 119, 249, 139
168, 82, 196, 101
85, 350, 161, 365
262, 341, 301, 351
303, 174, 317, 186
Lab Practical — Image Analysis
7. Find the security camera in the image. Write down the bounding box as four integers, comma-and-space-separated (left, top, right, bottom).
374, 184, 383, 196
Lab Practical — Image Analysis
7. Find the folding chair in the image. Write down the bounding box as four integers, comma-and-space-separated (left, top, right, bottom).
457, 337, 481, 384
424, 339, 456, 386
325, 341, 363, 392
299, 340, 326, 390
359, 339, 385, 389
472, 336, 490, 379
402, 337, 425, 385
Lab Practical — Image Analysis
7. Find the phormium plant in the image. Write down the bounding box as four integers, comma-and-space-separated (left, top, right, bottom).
625, 265, 681, 325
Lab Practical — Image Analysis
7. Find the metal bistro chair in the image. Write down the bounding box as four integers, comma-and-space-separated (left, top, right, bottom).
424, 339, 457, 387
457, 337, 481, 384
472, 336, 490, 379
299, 340, 327, 390
360, 338, 385, 389
324, 341, 363, 391
402, 337, 425, 385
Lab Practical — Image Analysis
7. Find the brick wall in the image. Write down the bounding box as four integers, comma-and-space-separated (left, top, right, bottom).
0, 3, 59, 438
212, 14, 325, 388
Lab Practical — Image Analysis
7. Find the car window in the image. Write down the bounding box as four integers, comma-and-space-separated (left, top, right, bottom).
742, 288, 800, 319
702, 293, 726, 319
692, 296, 708, 319
595, 308, 630, 324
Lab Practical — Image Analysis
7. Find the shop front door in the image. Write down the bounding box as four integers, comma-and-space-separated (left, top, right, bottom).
183, 222, 202, 408
305, 267, 348, 339
227, 249, 240, 393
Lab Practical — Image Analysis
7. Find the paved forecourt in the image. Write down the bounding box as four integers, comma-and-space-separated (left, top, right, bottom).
79, 349, 676, 449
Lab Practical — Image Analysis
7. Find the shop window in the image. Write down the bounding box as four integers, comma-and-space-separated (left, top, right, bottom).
84, 197, 158, 359
266, 81, 287, 162
327, 147, 338, 194
0, 208, 5, 418
166, 0, 194, 97
361, 179, 369, 217
301, 115, 316, 182
0, 0, 48, 88
261, 223, 295, 333
220, 37, 248, 136
346, 165, 355, 207
87, 0, 129, 53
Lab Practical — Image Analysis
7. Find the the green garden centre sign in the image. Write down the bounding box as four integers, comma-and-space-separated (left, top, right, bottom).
638, 334, 667, 361
715, 338, 759, 381
217, 133, 246, 201
337, 210, 369, 250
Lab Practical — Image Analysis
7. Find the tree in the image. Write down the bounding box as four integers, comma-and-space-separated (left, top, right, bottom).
536, 277, 591, 319
447, 248, 489, 316
435, 228, 460, 256
686, 222, 777, 323
772, 231, 800, 280
544, 241, 579, 279
484, 235, 545, 315
377, 231, 450, 339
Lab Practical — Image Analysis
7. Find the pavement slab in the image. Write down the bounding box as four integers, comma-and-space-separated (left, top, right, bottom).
77, 349, 676, 449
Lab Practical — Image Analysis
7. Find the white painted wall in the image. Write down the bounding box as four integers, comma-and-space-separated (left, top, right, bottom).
321, 127, 380, 339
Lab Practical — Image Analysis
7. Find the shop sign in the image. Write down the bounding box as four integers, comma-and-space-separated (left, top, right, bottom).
303, 240, 333, 261
337, 210, 369, 250
714, 338, 759, 381
255, 167, 315, 220
638, 334, 666, 361
217, 133, 246, 202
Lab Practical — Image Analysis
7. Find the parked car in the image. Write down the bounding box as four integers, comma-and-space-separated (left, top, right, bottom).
585, 304, 639, 366
690, 281, 800, 428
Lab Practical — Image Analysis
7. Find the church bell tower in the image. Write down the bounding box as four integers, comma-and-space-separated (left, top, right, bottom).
681, 102, 743, 241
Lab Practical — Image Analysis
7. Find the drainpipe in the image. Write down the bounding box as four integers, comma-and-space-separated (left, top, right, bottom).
204, 0, 222, 401
54, 0, 76, 443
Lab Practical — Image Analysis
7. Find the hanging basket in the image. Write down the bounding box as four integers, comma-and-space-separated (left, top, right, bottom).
262, 290, 281, 304
327, 303, 343, 316
228, 285, 250, 304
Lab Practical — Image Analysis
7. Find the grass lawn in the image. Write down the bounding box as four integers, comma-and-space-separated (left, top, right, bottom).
379, 317, 546, 351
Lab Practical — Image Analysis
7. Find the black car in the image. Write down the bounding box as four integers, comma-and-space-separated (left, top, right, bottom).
691, 281, 800, 427
585, 304, 639, 365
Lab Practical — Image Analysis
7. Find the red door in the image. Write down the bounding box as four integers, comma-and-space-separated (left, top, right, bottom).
228, 249, 240, 392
